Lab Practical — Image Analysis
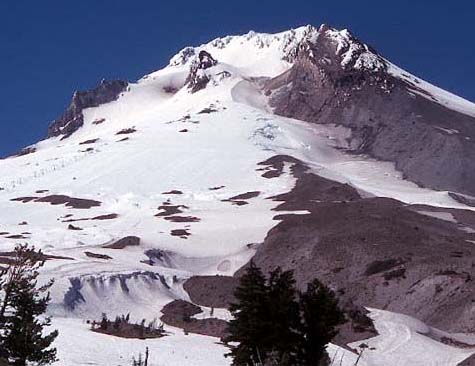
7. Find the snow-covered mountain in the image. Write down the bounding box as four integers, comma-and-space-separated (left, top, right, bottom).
2, 24, 475, 366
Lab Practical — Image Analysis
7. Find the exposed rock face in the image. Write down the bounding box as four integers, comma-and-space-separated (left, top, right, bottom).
266, 26, 475, 196
185, 50, 218, 93
459, 355, 475, 366
11, 194, 102, 209
48, 79, 128, 139
182, 156, 475, 338
103, 236, 140, 249
184, 275, 238, 308
161, 299, 228, 338
237, 156, 475, 333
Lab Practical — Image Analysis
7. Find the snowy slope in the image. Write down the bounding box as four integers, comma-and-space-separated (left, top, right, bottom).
1, 25, 475, 365
348, 309, 475, 366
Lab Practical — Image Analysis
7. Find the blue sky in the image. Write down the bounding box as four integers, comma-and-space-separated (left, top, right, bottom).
1, 0, 473, 156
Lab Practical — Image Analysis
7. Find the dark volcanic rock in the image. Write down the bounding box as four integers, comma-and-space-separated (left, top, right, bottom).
84, 251, 112, 260
185, 50, 218, 93
162, 299, 202, 319
227, 191, 260, 200
12, 195, 101, 209
459, 355, 475, 366
197, 106, 218, 114
11, 196, 38, 203
116, 127, 136, 135
35, 195, 101, 209
266, 27, 475, 196
155, 204, 188, 217
181, 156, 475, 342
79, 138, 99, 145
104, 236, 141, 249
257, 155, 302, 178
161, 299, 228, 338
236, 157, 475, 333
162, 190, 183, 195
221, 191, 261, 206
5, 234, 28, 239
48, 79, 128, 139
184, 275, 238, 308
92, 213, 119, 220
164, 216, 201, 223
170, 229, 191, 238
67, 224, 82, 231
62, 213, 119, 222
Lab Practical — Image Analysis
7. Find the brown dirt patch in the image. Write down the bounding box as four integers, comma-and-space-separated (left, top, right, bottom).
155, 204, 188, 217
92, 118, 106, 125
161, 300, 228, 338
85, 251, 112, 260
79, 138, 99, 145
62, 213, 118, 222
116, 127, 136, 135
103, 236, 141, 249
162, 190, 183, 195
184, 276, 238, 308
164, 216, 201, 223
68, 224, 83, 231
170, 229, 191, 238
12, 195, 101, 209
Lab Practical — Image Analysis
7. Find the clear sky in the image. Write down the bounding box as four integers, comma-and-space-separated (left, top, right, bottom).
1, 0, 473, 156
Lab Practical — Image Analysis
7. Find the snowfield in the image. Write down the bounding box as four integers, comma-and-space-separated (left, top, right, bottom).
1, 25, 475, 365
51, 309, 475, 366
52, 318, 230, 366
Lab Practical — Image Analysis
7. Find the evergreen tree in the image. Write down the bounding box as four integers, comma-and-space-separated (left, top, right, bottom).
100, 313, 109, 330
0, 244, 58, 366
226, 264, 345, 366
0, 245, 43, 323
297, 279, 345, 365
265, 268, 301, 365
226, 261, 270, 365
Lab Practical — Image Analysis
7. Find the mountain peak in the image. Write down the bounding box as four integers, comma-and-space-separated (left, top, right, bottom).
168, 24, 385, 77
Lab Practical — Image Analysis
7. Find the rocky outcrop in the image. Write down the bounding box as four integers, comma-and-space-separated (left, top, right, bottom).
182, 156, 475, 341
185, 51, 218, 93
11, 194, 101, 209
458, 355, 475, 366
161, 299, 228, 338
266, 26, 475, 196
237, 156, 475, 333
184, 275, 238, 308
103, 236, 140, 249
48, 79, 128, 139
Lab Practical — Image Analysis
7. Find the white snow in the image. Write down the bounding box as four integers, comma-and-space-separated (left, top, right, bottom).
52, 318, 229, 366
387, 62, 475, 118
49, 309, 475, 366
348, 309, 475, 366
167, 26, 317, 78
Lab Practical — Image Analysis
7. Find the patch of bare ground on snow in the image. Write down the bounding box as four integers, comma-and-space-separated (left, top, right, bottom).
11, 195, 101, 209
182, 155, 475, 349
103, 236, 141, 249
161, 300, 228, 338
